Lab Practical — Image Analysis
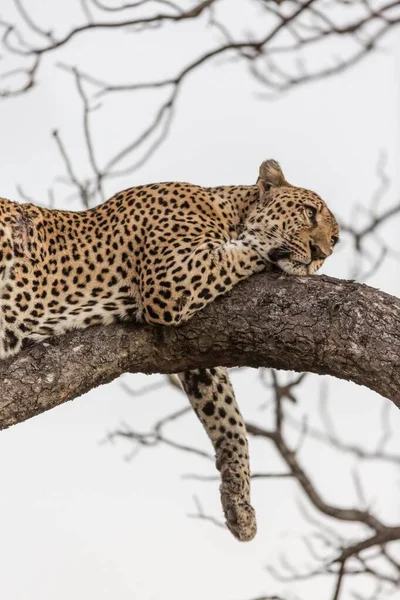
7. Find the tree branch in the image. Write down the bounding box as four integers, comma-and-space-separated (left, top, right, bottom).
1, 270, 400, 431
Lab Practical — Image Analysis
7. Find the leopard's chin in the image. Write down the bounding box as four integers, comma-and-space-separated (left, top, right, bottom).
275, 258, 312, 276
267, 248, 316, 276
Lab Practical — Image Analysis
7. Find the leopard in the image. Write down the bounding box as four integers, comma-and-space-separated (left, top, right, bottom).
0, 159, 339, 542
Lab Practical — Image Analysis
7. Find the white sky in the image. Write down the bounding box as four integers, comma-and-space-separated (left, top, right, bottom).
0, 2, 400, 600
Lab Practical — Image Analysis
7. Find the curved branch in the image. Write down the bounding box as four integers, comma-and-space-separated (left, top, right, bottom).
1, 271, 399, 430
23, 0, 216, 56
246, 422, 387, 531
2, 0, 400, 100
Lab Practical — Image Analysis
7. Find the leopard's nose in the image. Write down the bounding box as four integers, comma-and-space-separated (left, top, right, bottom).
310, 242, 327, 260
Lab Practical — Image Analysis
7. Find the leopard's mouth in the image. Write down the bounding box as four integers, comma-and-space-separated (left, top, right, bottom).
268, 247, 311, 268
268, 250, 320, 276
267, 247, 291, 263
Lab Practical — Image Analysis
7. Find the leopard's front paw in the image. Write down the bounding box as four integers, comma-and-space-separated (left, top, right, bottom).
221, 491, 257, 542
219, 465, 257, 542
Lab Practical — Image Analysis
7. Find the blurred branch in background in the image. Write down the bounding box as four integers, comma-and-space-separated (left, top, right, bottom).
3, 0, 400, 96
340, 150, 400, 281
110, 369, 400, 600
0, 0, 399, 205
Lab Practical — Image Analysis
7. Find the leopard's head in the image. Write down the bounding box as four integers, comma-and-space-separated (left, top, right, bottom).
243, 159, 339, 275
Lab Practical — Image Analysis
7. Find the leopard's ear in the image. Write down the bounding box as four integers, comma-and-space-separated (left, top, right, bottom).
257, 159, 288, 194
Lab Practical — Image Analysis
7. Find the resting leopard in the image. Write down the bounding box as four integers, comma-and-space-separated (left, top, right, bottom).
0, 159, 339, 542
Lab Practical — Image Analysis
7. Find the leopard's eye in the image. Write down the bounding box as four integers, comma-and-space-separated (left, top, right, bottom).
305, 206, 317, 219
331, 235, 339, 246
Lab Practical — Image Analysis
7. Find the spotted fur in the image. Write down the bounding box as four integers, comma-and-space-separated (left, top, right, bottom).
0, 159, 338, 541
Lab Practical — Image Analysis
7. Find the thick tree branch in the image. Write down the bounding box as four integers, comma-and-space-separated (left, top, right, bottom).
1, 271, 399, 430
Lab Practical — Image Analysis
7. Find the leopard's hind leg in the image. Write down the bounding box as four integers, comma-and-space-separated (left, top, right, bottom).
178, 367, 256, 541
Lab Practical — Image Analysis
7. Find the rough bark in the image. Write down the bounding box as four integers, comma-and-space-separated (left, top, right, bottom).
1, 272, 399, 430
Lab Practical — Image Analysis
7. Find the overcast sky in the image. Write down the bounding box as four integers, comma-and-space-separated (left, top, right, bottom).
0, 2, 400, 600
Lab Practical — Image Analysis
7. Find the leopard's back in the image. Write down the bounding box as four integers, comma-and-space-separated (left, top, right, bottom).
0, 181, 250, 356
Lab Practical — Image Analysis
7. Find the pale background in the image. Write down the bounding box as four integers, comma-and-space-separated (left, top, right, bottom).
0, 2, 399, 599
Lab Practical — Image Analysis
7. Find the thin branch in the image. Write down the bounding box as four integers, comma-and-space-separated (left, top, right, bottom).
333, 529, 400, 563
72, 67, 105, 203
14, 0, 54, 40
187, 495, 225, 529
332, 560, 346, 600
52, 129, 91, 207
247, 422, 388, 531
89, 0, 182, 13
27, 0, 217, 56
